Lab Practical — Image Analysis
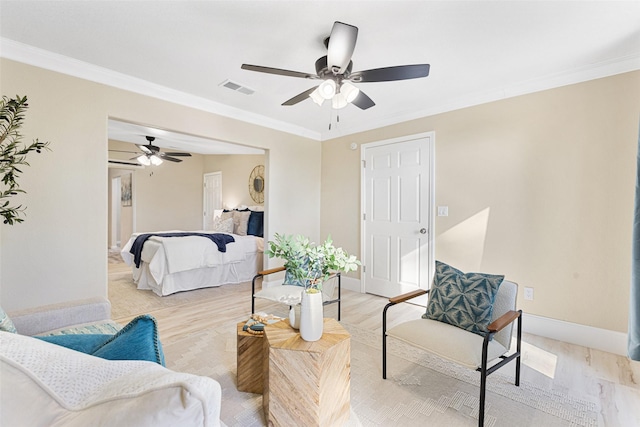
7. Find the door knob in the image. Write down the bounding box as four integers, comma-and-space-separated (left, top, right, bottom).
419, 228, 427, 234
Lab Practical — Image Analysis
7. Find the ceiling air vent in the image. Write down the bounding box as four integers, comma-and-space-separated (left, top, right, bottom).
220, 79, 254, 95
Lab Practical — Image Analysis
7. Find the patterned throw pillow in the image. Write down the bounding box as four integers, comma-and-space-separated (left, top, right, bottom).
0, 306, 17, 333
212, 217, 234, 233
424, 261, 504, 336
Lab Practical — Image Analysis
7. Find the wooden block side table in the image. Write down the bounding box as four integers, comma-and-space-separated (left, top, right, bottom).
263, 318, 351, 427
236, 321, 265, 394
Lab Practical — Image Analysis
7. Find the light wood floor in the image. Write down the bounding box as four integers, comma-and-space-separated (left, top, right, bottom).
108, 260, 640, 426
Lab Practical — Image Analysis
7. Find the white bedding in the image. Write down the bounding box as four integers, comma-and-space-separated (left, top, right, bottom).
121, 231, 264, 296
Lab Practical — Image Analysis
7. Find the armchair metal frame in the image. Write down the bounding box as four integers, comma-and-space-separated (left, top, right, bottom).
382, 288, 522, 427
251, 266, 342, 320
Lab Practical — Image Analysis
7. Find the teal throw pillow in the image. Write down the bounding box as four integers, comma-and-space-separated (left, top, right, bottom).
424, 261, 504, 336
37, 333, 111, 354
0, 306, 17, 333
36, 314, 165, 366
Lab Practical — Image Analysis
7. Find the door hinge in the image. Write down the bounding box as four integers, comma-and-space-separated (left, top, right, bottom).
363, 213, 366, 221
362, 265, 366, 273
362, 159, 366, 168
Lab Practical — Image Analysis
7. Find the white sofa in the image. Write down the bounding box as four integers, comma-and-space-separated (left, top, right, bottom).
1, 298, 223, 427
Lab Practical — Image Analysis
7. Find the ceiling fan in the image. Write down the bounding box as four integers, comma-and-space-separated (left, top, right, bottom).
132, 136, 192, 166
241, 21, 430, 110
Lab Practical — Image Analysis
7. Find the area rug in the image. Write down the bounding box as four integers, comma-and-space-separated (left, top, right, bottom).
160, 321, 599, 427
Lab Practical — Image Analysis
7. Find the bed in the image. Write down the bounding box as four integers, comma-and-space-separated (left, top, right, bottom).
120, 231, 264, 296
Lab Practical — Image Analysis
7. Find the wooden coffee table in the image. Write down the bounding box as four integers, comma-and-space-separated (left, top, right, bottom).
263, 318, 351, 427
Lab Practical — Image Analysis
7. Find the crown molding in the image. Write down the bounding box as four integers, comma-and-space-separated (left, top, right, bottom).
0, 38, 322, 141
321, 52, 640, 141
3, 38, 638, 143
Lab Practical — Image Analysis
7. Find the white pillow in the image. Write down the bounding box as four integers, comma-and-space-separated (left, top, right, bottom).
211, 217, 234, 233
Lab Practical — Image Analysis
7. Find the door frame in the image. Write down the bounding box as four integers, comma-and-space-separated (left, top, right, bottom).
111, 176, 121, 249
360, 131, 436, 294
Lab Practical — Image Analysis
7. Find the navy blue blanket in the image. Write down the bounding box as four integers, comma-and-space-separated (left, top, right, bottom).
129, 232, 235, 268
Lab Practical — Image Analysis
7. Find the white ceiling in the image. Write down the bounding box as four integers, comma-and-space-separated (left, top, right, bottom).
1, 1, 639, 146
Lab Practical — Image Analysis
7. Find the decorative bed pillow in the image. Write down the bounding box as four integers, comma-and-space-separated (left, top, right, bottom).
220, 210, 234, 222
247, 211, 264, 237
232, 210, 251, 236
424, 261, 504, 336
0, 306, 17, 333
36, 314, 165, 365
212, 216, 234, 233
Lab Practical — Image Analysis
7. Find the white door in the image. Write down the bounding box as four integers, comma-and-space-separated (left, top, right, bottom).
362, 133, 434, 297
203, 172, 222, 230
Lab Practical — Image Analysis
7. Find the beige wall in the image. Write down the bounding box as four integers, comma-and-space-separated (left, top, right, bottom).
322, 71, 640, 333
0, 58, 321, 311
108, 140, 206, 233
204, 154, 266, 209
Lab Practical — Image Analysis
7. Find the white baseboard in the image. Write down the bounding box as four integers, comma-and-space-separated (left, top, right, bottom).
341, 276, 361, 293
264, 278, 627, 356
523, 313, 628, 357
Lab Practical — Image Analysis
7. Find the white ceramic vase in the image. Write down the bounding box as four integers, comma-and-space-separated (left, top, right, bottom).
289, 304, 301, 330
299, 290, 323, 341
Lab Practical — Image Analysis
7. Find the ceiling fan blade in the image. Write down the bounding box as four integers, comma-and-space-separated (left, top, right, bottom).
163, 152, 192, 157
327, 22, 358, 75
241, 64, 318, 79
282, 86, 319, 106
109, 149, 139, 154
350, 64, 430, 83
138, 145, 153, 154
351, 90, 375, 110
159, 153, 182, 162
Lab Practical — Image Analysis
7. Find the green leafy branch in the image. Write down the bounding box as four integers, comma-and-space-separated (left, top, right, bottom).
266, 233, 360, 291
0, 95, 51, 225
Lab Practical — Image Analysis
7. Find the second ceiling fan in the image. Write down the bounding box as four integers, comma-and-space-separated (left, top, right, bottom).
133, 136, 192, 165
241, 21, 430, 110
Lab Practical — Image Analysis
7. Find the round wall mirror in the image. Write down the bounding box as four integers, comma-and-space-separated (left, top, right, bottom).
248, 165, 265, 204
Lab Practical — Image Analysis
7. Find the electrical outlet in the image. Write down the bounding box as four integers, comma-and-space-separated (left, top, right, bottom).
437, 206, 449, 217
524, 287, 534, 301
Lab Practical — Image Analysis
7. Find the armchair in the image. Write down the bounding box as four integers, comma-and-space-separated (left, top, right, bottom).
251, 266, 342, 320
382, 267, 522, 427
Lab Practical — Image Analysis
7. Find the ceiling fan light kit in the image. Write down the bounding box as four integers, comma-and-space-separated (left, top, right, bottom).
136, 155, 151, 166
241, 21, 430, 113
149, 155, 163, 166
318, 79, 337, 99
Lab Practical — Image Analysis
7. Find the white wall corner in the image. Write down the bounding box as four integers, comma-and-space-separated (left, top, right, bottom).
523, 312, 628, 357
